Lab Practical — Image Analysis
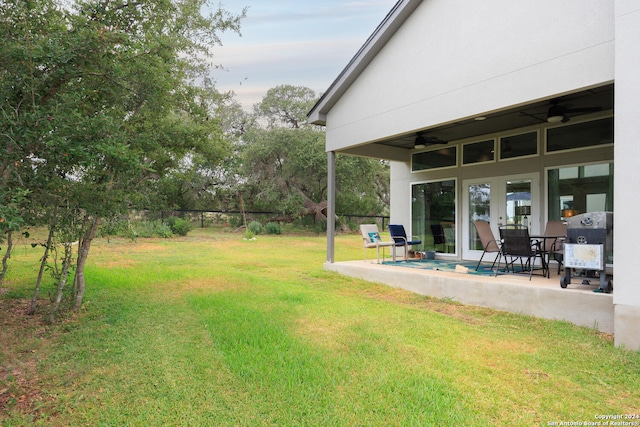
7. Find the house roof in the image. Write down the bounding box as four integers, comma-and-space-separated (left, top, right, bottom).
307, 0, 422, 126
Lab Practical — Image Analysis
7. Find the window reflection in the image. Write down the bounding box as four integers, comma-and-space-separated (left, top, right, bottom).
547, 117, 613, 152
548, 163, 613, 221
468, 183, 490, 251
500, 131, 537, 159
412, 180, 456, 253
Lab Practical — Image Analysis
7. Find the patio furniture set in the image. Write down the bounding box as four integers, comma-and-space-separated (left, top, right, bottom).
361, 221, 567, 281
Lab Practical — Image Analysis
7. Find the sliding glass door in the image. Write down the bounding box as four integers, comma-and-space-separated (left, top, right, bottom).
411, 180, 457, 255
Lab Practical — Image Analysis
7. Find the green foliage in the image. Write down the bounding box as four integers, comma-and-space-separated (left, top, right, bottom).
240, 126, 324, 215
247, 221, 263, 235
236, 87, 390, 222
254, 84, 318, 129
165, 216, 193, 236
0, 189, 30, 239
98, 216, 137, 240
135, 221, 173, 238
0, 0, 244, 315
228, 215, 244, 229
264, 222, 281, 235
336, 156, 389, 215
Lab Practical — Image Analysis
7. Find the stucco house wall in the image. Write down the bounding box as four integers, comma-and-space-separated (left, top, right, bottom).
324, 0, 613, 156
309, 0, 640, 350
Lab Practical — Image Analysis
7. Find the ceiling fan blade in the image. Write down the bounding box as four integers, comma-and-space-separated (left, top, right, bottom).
562, 106, 602, 114
414, 134, 448, 148
519, 111, 547, 123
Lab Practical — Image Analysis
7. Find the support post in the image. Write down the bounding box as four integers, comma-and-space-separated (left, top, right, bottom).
327, 151, 336, 263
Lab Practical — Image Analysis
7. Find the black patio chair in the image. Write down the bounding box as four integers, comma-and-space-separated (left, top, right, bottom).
496, 226, 547, 280
541, 220, 567, 276
389, 224, 422, 261
430, 224, 446, 252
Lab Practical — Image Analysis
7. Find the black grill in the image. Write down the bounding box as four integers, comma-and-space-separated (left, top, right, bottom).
561, 212, 613, 293
566, 212, 613, 264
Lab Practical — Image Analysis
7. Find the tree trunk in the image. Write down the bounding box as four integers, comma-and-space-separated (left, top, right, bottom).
49, 242, 73, 323
28, 226, 55, 315
0, 230, 13, 285
73, 216, 99, 310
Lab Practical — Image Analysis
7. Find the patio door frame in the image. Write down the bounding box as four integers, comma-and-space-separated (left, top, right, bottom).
462, 172, 541, 261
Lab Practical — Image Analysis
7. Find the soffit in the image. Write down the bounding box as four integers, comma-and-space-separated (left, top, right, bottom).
373, 84, 614, 150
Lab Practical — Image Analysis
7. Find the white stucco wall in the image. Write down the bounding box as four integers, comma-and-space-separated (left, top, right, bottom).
324, 0, 614, 152
388, 161, 412, 226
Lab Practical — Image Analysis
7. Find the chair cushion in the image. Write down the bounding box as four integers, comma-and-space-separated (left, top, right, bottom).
368, 232, 381, 243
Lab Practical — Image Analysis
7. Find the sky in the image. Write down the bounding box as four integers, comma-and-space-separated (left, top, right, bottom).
209, 0, 398, 110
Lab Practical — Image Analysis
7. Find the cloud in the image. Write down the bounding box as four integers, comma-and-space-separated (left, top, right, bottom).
210, 0, 398, 109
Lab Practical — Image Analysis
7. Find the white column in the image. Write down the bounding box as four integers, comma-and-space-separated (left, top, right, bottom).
326, 151, 336, 263
613, 0, 640, 350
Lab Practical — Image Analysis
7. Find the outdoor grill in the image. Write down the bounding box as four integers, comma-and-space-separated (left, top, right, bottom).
561, 211, 613, 292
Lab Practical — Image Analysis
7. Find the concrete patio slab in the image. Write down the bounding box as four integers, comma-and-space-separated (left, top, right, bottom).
325, 260, 614, 333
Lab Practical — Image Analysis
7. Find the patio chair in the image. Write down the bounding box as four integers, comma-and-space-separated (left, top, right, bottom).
541, 220, 567, 276
360, 224, 395, 264
388, 224, 422, 261
430, 224, 446, 252
473, 221, 501, 271
441, 222, 456, 253
496, 226, 547, 280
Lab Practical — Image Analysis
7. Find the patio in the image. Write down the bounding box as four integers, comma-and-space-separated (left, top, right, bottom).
325, 258, 614, 333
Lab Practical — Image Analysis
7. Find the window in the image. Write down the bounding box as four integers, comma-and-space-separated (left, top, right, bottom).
547, 117, 613, 152
412, 147, 457, 172
499, 131, 537, 160
547, 162, 613, 221
412, 180, 456, 253
463, 139, 495, 165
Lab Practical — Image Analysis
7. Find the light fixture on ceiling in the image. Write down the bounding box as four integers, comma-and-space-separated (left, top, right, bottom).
546, 104, 566, 123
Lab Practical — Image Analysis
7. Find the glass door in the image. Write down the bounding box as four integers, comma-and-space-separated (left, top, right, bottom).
463, 173, 539, 260
411, 179, 457, 255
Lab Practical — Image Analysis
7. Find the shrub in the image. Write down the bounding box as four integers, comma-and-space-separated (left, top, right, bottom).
99, 217, 137, 240
247, 221, 263, 235
264, 222, 282, 235
135, 220, 173, 238
229, 215, 243, 229
166, 216, 192, 236
313, 219, 327, 234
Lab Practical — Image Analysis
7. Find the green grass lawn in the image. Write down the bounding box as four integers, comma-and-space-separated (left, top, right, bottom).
1, 227, 639, 426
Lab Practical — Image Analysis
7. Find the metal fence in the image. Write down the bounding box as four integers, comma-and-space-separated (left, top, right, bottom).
137, 209, 390, 230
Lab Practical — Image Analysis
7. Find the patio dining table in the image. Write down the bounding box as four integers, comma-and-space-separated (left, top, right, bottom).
529, 234, 566, 278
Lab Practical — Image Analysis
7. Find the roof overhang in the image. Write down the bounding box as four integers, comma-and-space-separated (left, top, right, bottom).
371, 83, 614, 150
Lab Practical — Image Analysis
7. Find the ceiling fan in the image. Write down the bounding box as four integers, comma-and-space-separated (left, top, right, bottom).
545, 100, 602, 123
414, 133, 448, 149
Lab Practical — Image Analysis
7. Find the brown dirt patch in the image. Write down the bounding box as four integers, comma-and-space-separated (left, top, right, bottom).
0, 299, 57, 422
